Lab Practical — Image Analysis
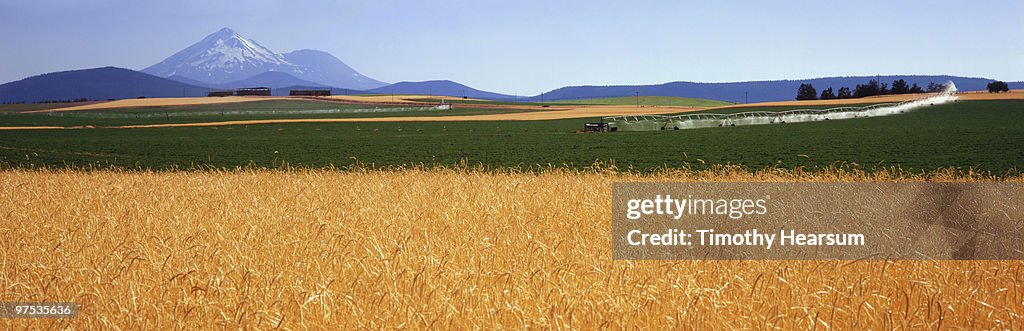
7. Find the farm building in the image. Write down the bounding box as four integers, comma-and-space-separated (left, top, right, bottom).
235, 87, 271, 96
290, 89, 332, 97
207, 90, 233, 97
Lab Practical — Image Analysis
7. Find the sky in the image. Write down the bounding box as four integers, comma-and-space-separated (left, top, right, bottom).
1, 0, 1022, 95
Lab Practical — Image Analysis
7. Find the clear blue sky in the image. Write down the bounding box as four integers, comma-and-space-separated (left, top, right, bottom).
1, 0, 1021, 95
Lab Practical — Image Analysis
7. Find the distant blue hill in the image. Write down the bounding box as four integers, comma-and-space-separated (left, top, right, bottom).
369, 80, 514, 100
4, 68, 1022, 105
525, 76, 1024, 103
0, 67, 210, 103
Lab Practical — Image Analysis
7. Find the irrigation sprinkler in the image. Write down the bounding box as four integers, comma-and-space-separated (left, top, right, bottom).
604, 83, 959, 132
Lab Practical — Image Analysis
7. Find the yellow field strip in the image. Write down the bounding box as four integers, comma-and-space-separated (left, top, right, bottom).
0, 126, 68, 130
1, 105, 706, 130
22, 94, 480, 113
110, 105, 702, 128
1, 168, 1021, 328
23, 96, 293, 113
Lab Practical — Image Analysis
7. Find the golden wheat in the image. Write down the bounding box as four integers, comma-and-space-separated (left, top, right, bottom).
1, 167, 1022, 329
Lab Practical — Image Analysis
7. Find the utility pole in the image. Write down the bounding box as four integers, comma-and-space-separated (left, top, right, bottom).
744, 92, 748, 104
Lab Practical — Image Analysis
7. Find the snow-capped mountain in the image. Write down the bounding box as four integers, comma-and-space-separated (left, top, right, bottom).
143, 28, 386, 89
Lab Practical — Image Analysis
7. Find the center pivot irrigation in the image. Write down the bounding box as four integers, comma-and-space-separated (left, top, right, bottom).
603, 83, 958, 131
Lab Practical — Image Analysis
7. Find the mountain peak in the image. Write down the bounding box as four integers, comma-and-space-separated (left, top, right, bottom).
198, 27, 248, 46
206, 27, 250, 42
142, 28, 294, 84
143, 28, 386, 89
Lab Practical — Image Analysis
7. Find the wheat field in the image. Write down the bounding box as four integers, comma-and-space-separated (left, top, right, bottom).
2, 167, 1023, 329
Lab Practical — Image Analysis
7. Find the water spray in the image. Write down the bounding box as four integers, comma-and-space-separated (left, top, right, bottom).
606, 82, 958, 131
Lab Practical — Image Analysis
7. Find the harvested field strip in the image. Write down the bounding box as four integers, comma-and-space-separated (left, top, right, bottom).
552, 95, 733, 107
0, 126, 67, 130
0, 101, 547, 128
0, 105, 704, 130
26, 96, 291, 112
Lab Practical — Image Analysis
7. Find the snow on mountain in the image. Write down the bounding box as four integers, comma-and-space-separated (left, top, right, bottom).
188, 30, 289, 69
143, 28, 300, 84
143, 28, 385, 89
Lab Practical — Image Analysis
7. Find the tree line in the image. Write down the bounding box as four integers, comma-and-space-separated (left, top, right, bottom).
987, 81, 1010, 93
795, 79, 948, 101
797, 79, 1014, 100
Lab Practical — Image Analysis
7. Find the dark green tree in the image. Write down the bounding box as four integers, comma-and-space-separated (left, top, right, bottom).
909, 83, 924, 93
853, 80, 881, 98
880, 83, 890, 95
837, 86, 853, 99
891, 79, 910, 94
819, 87, 836, 100
796, 83, 818, 100
987, 81, 1010, 93
926, 82, 945, 93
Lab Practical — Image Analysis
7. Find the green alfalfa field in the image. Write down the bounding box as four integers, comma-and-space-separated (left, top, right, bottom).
0, 100, 1021, 174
